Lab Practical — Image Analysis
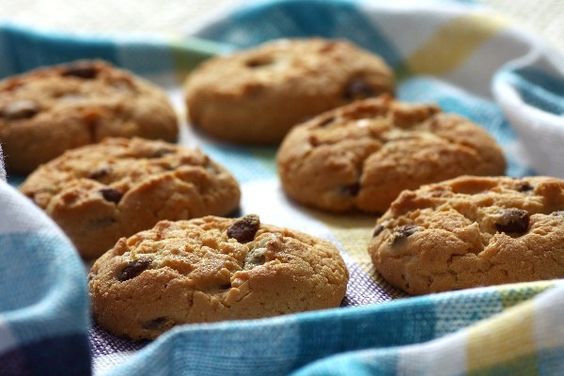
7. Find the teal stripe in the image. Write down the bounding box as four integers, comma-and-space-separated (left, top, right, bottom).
0, 231, 89, 342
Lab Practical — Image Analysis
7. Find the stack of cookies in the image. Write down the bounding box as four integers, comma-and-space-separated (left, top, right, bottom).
2, 38, 563, 341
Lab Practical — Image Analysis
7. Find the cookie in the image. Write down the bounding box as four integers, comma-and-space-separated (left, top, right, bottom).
20, 138, 240, 259
89, 214, 349, 340
277, 96, 506, 213
0, 60, 178, 173
184, 38, 394, 144
368, 176, 564, 295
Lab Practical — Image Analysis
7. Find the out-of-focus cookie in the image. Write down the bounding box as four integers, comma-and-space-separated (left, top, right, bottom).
20, 138, 240, 259
369, 176, 564, 295
277, 96, 506, 213
0, 60, 178, 173
185, 38, 394, 144
89, 214, 349, 340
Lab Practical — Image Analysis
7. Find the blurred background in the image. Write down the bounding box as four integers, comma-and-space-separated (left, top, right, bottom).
0, 0, 563, 51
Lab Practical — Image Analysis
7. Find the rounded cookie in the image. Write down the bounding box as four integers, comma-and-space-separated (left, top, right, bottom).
185, 38, 394, 144
89, 214, 349, 340
277, 96, 506, 213
20, 138, 240, 259
368, 176, 564, 295
0, 60, 178, 173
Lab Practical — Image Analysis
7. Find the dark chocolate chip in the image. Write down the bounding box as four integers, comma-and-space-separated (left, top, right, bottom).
142, 317, 168, 330
61, 63, 98, 79
372, 224, 384, 237
88, 167, 111, 180
340, 183, 361, 196
227, 214, 260, 243
118, 259, 152, 281
343, 78, 375, 101
100, 188, 123, 203
245, 56, 273, 68
148, 149, 174, 158
516, 181, 534, 192
1, 100, 39, 120
318, 116, 335, 127
391, 225, 419, 247
495, 208, 530, 234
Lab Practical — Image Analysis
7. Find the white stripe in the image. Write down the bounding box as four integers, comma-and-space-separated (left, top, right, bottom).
533, 283, 564, 350
94, 351, 136, 376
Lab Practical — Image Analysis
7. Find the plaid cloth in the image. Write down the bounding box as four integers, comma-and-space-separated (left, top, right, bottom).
0, 0, 563, 375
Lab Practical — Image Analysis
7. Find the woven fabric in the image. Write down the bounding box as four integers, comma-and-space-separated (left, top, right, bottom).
0, 0, 563, 375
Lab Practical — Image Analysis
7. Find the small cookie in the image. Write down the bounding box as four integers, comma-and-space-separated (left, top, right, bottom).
368, 176, 564, 295
277, 96, 506, 213
185, 38, 394, 144
89, 215, 349, 340
0, 60, 178, 173
20, 138, 240, 259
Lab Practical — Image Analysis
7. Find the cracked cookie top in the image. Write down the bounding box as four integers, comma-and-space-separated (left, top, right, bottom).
20, 137, 241, 259
368, 176, 564, 295
89, 215, 349, 340
0, 60, 178, 173
185, 38, 394, 144
276, 96, 506, 213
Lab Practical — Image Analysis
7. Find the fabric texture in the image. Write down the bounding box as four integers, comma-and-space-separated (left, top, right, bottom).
0, 0, 563, 375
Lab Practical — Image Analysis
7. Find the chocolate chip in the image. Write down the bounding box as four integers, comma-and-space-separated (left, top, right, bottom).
148, 149, 174, 158
318, 116, 335, 127
516, 182, 533, 192
391, 225, 419, 247
245, 56, 273, 68
340, 183, 361, 196
495, 208, 530, 234
118, 259, 152, 281
61, 63, 98, 79
142, 317, 168, 330
227, 214, 260, 243
100, 188, 123, 203
1, 100, 39, 120
372, 224, 384, 237
88, 167, 110, 180
343, 78, 375, 101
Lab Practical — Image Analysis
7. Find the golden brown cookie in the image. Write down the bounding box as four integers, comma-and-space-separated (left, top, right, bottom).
0, 60, 178, 173
20, 138, 240, 259
184, 38, 394, 144
89, 215, 349, 340
277, 96, 506, 213
368, 176, 564, 295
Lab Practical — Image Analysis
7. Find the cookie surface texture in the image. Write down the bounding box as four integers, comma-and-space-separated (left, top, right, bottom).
185, 38, 394, 144
20, 138, 240, 258
277, 96, 506, 213
0, 60, 178, 173
89, 215, 349, 339
368, 176, 564, 295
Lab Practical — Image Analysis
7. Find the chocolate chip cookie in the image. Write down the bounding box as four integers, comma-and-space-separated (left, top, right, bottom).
20, 138, 240, 259
277, 96, 506, 213
0, 60, 178, 173
185, 38, 394, 144
89, 215, 349, 340
369, 176, 564, 295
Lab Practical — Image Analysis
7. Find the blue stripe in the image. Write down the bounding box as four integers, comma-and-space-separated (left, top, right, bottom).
196, 0, 403, 68
0, 334, 91, 376
0, 23, 119, 78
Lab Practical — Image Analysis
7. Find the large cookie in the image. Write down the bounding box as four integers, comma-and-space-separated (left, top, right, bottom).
369, 176, 564, 295
277, 96, 506, 213
89, 215, 349, 340
0, 60, 178, 173
185, 38, 394, 144
20, 138, 240, 259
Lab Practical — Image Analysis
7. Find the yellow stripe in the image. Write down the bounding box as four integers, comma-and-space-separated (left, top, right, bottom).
406, 13, 507, 76
467, 300, 537, 372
